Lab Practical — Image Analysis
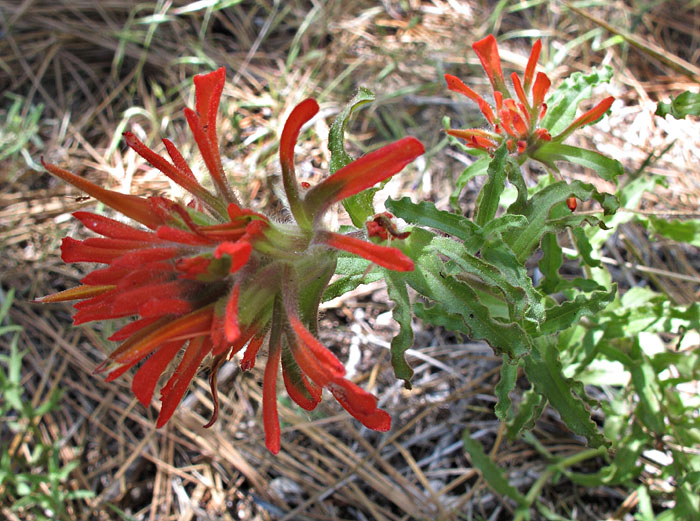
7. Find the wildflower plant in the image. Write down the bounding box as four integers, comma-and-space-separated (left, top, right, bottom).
39, 67, 424, 453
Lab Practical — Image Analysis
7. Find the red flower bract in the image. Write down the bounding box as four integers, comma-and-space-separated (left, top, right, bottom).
40, 67, 424, 453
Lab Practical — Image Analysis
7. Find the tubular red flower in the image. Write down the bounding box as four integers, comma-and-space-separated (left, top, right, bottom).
531, 72, 551, 110
445, 74, 497, 125
131, 340, 185, 406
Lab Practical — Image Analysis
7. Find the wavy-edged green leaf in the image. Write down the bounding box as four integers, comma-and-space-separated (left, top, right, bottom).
507, 387, 546, 440
328, 87, 377, 227
533, 142, 623, 182
475, 144, 508, 227
504, 180, 619, 262
505, 155, 529, 214
385, 271, 414, 387
431, 237, 531, 321
415, 270, 532, 360
523, 337, 609, 448
329, 87, 375, 173
655, 90, 700, 120
386, 197, 480, 248
482, 239, 545, 325
541, 65, 614, 136
537, 285, 616, 335
629, 339, 665, 435
495, 359, 519, 421
450, 156, 490, 210
463, 432, 527, 506
571, 227, 601, 267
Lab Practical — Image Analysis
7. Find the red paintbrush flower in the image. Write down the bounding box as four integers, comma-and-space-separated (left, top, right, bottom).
445, 35, 614, 158
40, 67, 424, 453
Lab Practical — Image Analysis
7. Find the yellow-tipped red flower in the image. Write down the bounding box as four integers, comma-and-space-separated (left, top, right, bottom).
446, 35, 614, 157
41, 67, 424, 453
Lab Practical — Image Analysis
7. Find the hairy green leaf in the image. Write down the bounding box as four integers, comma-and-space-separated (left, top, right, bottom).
475, 144, 508, 227
328, 87, 378, 227
507, 388, 546, 439
538, 285, 616, 335
523, 337, 609, 448
504, 180, 619, 262
647, 215, 700, 247
495, 360, 519, 421
450, 156, 490, 210
463, 433, 527, 505
385, 272, 415, 386
538, 232, 563, 294
532, 142, 624, 182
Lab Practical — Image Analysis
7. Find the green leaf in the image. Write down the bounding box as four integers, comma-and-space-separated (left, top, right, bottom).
541, 65, 614, 136
323, 255, 383, 302
328, 87, 378, 227
571, 227, 601, 267
537, 285, 616, 336
532, 142, 624, 181
482, 240, 545, 325
450, 156, 490, 210
385, 272, 414, 386
463, 432, 527, 506
655, 90, 700, 119
387, 197, 481, 249
647, 215, 700, 247
504, 180, 619, 262
523, 337, 609, 448
415, 284, 531, 361
507, 388, 546, 439
505, 156, 529, 214
629, 339, 665, 434
431, 237, 531, 321
387, 197, 527, 255
538, 232, 563, 294
495, 360, 518, 421
475, 144, 508, 227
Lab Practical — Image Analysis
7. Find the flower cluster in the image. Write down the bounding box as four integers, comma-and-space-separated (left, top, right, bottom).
445, 35, 614, 158
40, 67, 424, 453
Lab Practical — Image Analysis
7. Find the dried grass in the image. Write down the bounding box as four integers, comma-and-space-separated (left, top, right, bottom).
1, 1, 699, 520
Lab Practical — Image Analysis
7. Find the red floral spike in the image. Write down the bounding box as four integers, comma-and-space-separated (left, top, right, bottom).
445, 34, 614, 163
43, 66, 422, 452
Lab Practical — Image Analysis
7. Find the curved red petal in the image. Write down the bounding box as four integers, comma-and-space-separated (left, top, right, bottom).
42, 159, 165, 229
132, 340, 184, 406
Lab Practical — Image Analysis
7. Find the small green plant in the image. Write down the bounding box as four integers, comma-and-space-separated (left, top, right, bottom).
0, 93, 44, 171
0, 288, 94, 520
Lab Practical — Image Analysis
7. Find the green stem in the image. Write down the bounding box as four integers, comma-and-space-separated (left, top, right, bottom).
514, 446, 607, 521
